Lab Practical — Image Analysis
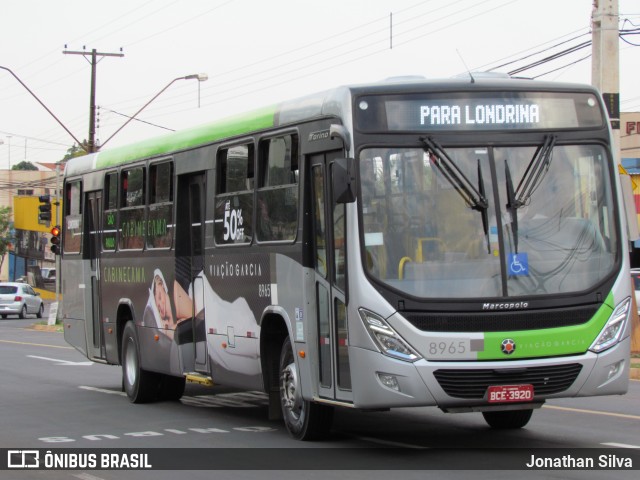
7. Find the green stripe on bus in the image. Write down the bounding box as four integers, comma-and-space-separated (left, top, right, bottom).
95, 105, 277, 169
477, 292, 614, 360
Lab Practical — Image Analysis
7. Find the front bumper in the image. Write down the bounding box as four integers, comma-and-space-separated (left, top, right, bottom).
348, 336, 630, 410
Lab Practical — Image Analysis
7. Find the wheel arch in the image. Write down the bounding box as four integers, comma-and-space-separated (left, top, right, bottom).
259, 311, 290, 420
116, 300, 135, 364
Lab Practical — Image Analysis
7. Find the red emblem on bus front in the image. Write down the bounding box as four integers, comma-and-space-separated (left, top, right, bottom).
501, 339, 516, 355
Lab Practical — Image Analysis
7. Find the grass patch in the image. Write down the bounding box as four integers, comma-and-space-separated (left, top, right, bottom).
31, 321, 63, 333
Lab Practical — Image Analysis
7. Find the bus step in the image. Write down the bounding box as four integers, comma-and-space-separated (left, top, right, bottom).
185, 373, 214, 387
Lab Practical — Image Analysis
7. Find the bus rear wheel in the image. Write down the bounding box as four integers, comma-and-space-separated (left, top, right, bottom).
482, 409, 533, 429
279, 336, 333, 440
122, 321, 158, 403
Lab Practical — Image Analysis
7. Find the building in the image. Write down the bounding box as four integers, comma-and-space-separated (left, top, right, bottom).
0, 167, 59, 283
621, 112, 640, 267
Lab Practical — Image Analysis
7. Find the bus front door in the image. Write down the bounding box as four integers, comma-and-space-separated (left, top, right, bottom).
310, 153, 353, 404
176, 173, 207, 374
85, 190, 106, 360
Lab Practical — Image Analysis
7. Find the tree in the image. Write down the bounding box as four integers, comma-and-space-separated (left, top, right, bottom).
11, 161, 38, 171
0, 206, 12, 275
62, 142, 88, 162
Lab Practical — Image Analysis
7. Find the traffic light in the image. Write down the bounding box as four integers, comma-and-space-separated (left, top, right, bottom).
38, 195, 52, 224
50, 225, 61, 255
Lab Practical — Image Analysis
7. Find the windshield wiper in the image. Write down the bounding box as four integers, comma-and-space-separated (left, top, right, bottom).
421, 137, 490, 253
513, 134, 557, 208
505, 159, 519, 253
421, 137, 489, 211
477, 159, 491, 254
504, 134, 556, 253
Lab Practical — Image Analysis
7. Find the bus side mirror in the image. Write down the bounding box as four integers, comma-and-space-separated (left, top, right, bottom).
332, 157, 357, 204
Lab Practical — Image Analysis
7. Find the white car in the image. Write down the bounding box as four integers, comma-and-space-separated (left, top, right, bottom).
41, 268, 56, 284
0, 282, 44, 319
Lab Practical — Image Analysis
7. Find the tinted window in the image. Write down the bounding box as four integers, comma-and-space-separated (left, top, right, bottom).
120, 166, 145, 250
122, 167, 145, 208
103, 172, 118, 251
215, 144, 254, 245
256, 135, 299, 242
147, 162, 174, 249
64, 181, 83, 254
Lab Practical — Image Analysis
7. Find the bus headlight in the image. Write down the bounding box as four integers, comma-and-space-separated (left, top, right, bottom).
589, 298, 631, 353
359, 309, 422, 362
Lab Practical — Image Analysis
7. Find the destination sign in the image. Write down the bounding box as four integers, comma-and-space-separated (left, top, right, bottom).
418, 102, 540, 127
355, 92, 604, 132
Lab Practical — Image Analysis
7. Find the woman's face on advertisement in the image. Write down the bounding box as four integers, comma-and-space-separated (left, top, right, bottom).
155, 279, 168, 319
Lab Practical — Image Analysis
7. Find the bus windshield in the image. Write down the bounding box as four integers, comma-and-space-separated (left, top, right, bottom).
359, 143, 618, 299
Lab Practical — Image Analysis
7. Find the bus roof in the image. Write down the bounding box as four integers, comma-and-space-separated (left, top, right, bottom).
64, 77, 600, 176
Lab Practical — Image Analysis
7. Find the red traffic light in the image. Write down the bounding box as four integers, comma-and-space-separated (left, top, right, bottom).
50, 225, 61, 255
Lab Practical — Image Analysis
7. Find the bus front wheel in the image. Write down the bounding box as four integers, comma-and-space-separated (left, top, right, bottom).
122, 321, 158, 403
482, 409, 533, 429
279, 336, 333, 440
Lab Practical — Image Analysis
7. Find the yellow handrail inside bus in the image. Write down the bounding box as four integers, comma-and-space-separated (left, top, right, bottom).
398, 256, 413, 280
415, 237, 445, 262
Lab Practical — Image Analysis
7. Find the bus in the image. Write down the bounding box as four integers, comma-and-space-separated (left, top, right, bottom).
61, 75, 633, 440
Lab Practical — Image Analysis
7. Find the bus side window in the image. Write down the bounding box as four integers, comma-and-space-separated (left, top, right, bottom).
256, 134, 299, 242
147, 161, 174, 249
119, 166, 146, 250
64, 180, 83, 254
103, 172, 118, 252
215, 144, 254, 245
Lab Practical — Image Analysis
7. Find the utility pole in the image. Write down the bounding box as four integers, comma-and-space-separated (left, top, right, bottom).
593, 0, 640, 349
63, 48, 124, 153
591, 0, 620, 132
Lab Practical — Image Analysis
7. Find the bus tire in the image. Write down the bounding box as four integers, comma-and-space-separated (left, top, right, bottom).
482, 409, 533, 429
121, 321, 158, 403
159, 374, 186, 401
279, 336, 334, 440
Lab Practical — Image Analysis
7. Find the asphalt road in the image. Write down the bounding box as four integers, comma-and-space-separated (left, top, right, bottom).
0, 313, 638, 480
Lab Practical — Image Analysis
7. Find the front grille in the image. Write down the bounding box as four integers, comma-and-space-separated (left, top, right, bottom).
403, 305, 599, 332
433, 363, 583, 399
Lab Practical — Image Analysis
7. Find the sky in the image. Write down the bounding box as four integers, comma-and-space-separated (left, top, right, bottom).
0, 0, 639, 169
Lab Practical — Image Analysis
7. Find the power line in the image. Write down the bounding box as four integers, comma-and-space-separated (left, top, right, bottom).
4, 0, 613, 156
106, 0, 524, 125
98, 107, 175, 132
489, 32, 591, 71
0, 130, 71, 148
508, 41, 591, 76
531, 54, 592, 79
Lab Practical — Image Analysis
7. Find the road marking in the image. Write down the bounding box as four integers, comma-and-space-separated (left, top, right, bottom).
79, 386, 127, 396
601, 442, 640, 449
73, 473, 106, 480
0, 339, 73, 349
78, 386, 270, 408
543, 404, 640, 421
27, 355, 92, 366
352, 435, 428, 449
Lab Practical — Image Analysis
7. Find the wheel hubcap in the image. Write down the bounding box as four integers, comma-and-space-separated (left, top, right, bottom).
124, 338, 137, 386
281, 362, 302, 419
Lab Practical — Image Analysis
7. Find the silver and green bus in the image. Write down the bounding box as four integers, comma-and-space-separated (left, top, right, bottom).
61, 76, 632, 439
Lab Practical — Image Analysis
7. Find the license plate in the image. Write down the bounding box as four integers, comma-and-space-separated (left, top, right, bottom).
487, 384, 534, 403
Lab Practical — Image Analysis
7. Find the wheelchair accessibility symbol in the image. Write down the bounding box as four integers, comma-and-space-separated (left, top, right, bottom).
508, 253, 529, 276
